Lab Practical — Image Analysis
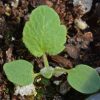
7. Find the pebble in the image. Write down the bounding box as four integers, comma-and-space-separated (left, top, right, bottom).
11, 0, 19, 8
73, 0, 93, 14
74, 18, 88, 30
86, 93, 100, 100
59, 81, 70, 95
14, 84, 37, 96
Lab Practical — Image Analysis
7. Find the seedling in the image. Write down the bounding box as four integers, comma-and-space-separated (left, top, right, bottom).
3, 6, 100, 95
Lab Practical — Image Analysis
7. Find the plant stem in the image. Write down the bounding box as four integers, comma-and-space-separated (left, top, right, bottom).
43, 54, 49, 67
56, 66, 70, 73
34, 73, 40, 78
65, 69, 70, 73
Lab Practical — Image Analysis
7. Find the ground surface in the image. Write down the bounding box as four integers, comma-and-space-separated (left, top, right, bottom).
0, 0, 100, 100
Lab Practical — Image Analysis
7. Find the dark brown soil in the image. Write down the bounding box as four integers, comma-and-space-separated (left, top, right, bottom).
0, 0, 100, 100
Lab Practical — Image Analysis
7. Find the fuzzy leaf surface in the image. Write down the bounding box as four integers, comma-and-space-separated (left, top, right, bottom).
23, 5, 67, 57
3, 60, 34, 86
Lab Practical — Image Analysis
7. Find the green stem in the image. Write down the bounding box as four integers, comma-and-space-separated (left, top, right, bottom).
65, 69, 70, 73
43, 54, 49, 67
34, 73, 40, 78
36, 73, 41, 76
56, 66, 70, 74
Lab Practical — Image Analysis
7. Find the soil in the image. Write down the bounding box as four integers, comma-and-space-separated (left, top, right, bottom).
0, 0, 100, 100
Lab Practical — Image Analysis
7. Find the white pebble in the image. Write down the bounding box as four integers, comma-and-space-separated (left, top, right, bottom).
0, 35, 3, 39
14, 84, 37, 96
74, 18, 88, 30
73, 0, 93, 14
11, 0, 19, 8
53, 80, 61, 85
11, 37, 15, 41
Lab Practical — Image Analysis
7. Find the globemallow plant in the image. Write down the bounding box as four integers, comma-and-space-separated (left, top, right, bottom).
3, 5, 100, 97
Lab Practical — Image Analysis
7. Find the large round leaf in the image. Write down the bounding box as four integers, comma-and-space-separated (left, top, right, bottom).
3, 60, 34, 86
23, 5, 67, 57
67, 64, 100, 94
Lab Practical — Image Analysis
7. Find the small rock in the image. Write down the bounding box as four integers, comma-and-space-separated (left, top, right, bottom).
14, 84, 37, 96
59, 81, 70, 95
73, 0, 93, 14
74, 18, 88, 30
46, 0, 53, 7
0, 35, 3, 39
53, 94, 62, 100
86, 93, 100, 100
6, 46, 14, 62
11, 0, 19, 8
65, 44, 80, 59
95, 67, 100, 74
11, 37, 15, 41
53, 80, 61, 85
83, 32, 93, 42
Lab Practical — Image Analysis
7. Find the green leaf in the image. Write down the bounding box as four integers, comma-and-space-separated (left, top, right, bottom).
3, 60, 34, 86
40, 67, 54, 79
23, 5, 67, 57
53, 67, 67, 77
67, 64, 100, 94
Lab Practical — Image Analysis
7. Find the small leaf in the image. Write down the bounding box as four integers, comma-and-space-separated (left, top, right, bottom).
53, 67, 67, 77
3, 60, 34, 86
40, 67, 54, 79
67, 64, 100, 94
23, 5, 67, 57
